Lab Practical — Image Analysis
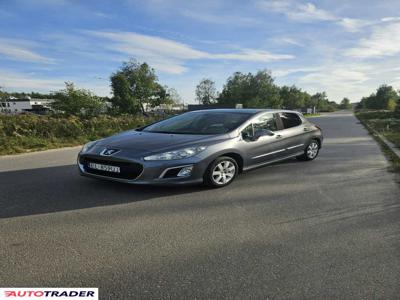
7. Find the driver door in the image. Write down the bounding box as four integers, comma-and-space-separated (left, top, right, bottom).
240, 113, 287, 167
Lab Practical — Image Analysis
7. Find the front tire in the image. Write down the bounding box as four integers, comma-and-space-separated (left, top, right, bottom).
297, 140, 320, 161
204, 156, 238, 188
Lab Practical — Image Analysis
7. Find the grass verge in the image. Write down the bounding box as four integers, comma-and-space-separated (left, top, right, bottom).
303, 113, 321, 118
0, 114, 162, 155
355, 110, 400, 173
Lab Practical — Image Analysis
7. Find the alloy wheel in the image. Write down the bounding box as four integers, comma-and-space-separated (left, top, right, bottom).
307, 142, 319, 159
211, 160, 236, 185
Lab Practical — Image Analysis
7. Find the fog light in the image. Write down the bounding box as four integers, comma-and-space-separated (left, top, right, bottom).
177, 166, 193, 177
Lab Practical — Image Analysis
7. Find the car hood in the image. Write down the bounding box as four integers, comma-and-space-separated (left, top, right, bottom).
96, 130, 230, 153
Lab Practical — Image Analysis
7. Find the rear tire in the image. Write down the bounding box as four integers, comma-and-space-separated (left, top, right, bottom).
204, 156, 238, 188
297, 140, 320, 161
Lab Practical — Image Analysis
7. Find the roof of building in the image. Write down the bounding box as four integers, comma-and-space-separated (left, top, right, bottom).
4, 98, 55, 102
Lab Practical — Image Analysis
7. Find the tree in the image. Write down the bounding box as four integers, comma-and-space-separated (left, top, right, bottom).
310, 92, 336, 112
358, 85, 399, 110
195, 78, 217, 104
110, 60, 167, 114
166, 88, 182, 105
375, 85, 398, 110
0, 87, 8, 112
51, 82, 105, 116
340, 97, 352, 109
0, 86, 8, 101
218, 70, 281, 108
387, 98, 397, 111
110, 73, 136, 113
395, 99, 400, 116
279, 85, 307, 109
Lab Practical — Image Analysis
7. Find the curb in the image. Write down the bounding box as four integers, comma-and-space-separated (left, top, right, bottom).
377, 134, 400, 158
0, 145, 82, 159
358, 118, 400, 160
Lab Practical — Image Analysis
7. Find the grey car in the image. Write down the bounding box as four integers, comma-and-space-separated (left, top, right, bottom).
78, 109, 323, 187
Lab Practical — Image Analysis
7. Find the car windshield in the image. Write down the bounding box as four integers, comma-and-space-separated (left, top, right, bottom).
142, 111, 253, 135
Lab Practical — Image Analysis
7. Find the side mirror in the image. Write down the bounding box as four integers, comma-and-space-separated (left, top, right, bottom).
251, 129, 274, 141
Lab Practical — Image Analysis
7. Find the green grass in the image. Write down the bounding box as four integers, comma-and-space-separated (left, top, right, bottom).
0, 114, 162, 155
303, 113, 321, 118
356, 110, 400, 147
355, 110, 400, 173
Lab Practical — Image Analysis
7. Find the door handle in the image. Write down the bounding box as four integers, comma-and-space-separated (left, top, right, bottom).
304, 127, 310, 132
275, 134, 282, 139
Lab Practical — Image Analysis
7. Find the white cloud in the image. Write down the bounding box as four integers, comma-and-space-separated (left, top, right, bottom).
299, 68, 371, 102
0, 69, 111, 96
278, 37, 304, 47
345, 22, 400, 58
212, 49, 294, 62
84, 30, 293, 74
294, 61, 400, 102
337, 18, 372, 32
273, 67, 319, 77
0, 38, 55, 64
257, 1, 335, 22
300, 67, 370, 85
86, 31, 206, 60
256, 1, 379, 32
0, 70, 64, 91
181, 10, 261, 26
287, 2, 336, 22
381, 17, 400, 22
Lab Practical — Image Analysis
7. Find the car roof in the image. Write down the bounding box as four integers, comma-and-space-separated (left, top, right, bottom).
188, 108, 302, 115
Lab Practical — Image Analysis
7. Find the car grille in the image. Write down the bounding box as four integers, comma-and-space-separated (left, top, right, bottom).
80, 157, 143, 180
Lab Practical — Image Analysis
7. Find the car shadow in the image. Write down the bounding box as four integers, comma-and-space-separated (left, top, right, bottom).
0, 158, 308, 219
0, 165, 206, 218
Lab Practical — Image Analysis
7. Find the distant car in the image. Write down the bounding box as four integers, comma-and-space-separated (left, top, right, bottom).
78, 109, 323, 187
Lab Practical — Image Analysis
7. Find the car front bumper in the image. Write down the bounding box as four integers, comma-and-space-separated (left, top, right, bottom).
77, 151, 210, 185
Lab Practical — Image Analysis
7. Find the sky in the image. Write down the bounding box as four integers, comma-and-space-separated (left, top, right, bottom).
0, 0, 400, 103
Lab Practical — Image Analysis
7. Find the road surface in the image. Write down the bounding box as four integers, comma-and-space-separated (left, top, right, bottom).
1, 111, 399, 299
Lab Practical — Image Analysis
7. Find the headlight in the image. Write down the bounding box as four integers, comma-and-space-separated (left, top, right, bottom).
81, 141, 97, 153
144, 146, 207, 161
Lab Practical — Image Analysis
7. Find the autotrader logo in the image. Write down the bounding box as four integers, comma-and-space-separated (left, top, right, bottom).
0, 288, 98, 300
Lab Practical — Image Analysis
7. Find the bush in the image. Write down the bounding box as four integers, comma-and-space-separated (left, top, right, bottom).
395, 101, 400, 117
355, 110, 397, 120
0, 114, 161, 155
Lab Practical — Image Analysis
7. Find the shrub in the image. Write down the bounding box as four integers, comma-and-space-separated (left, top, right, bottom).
0, 114, 161, 155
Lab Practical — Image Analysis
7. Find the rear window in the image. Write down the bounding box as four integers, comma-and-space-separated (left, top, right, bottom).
280, 113, 302, 129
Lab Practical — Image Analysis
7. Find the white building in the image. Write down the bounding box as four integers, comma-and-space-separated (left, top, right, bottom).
143, 102, 187, 113
0, 96, 54, 114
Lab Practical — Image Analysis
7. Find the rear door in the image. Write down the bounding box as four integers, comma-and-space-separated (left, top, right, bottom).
276, 112, 308, 155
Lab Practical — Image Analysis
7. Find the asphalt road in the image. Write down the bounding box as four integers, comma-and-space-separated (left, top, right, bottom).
1, 111, 399, 299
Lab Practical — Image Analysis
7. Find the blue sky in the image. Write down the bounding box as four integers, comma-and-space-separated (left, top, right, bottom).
1, 0, 400, 103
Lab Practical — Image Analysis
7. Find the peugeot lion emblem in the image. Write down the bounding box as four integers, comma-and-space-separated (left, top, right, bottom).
100, 148, 120, 156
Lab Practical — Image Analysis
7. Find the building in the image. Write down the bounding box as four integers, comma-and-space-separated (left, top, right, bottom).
0, 96, 55, 114
143, 102, 187, 113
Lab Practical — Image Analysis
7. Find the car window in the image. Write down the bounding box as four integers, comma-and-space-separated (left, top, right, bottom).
241, 113, 277, 140
253, 113, 278, 132
241, 124, 254, 140
279, 113, 302, 129
143, 111, 253, 135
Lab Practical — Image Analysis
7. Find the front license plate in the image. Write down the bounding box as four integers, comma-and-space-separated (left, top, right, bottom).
88, 162, 120, 173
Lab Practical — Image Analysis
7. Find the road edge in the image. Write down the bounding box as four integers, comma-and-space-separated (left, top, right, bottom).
355, 114, 400, 174
0, 145, 82, 159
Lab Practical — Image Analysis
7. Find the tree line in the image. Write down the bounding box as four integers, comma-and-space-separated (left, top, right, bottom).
356, 85, 399, 113
2, 59, 368, 117
195, 70, 339, 112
